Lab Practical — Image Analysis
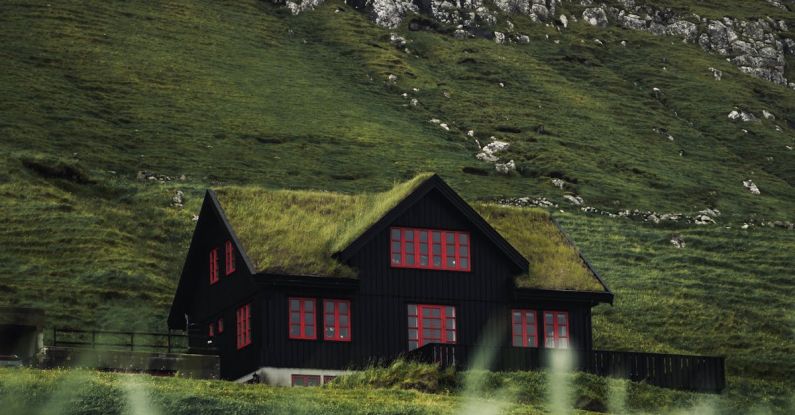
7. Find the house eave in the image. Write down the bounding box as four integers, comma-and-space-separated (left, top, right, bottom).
252, 272, 360, 291
513, 287, 614, 305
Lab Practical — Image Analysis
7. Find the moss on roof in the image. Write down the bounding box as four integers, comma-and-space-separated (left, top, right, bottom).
214, 175, 605, 292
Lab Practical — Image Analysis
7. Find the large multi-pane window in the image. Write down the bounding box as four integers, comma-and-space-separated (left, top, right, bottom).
390, 227, 470, 271
407, 304, 457, 350
289, 297, 316, 340
209, 247, 220, 284
511, 309, 538, 348
236, 304, 251, 349
543, 311, 569, 349
323, 299, 351, 341
225, 240, 236, 276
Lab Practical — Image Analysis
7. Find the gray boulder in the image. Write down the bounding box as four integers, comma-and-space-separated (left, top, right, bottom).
582, 7, 608, 27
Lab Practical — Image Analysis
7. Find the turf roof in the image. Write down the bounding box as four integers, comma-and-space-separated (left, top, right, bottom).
213, 175, 606, 292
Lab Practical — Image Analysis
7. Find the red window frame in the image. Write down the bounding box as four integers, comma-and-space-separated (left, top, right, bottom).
407, 304, 457, 350
236, 304, 251, 349
208, 323, 214, 338
543, 311, 570, 349
289, 297, 317, 340
217, 318, 224, 334
323, 299, 351, 342
209, 247, 220, 285
291, 374, 321, 387
511, 309, 538, 348
225, 240, 236, 276
390, 227, 470, 271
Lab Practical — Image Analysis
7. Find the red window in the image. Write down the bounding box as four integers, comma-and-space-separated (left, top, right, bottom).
208, 323, 214, 337
217, 318, 224, 334
407, 304, 456, 350
390, 227, 470, 271
323, 299, 351, 341
236, 304, 251, 349
291, 374, 321, 387
225, 240, 236, 276
209, 247, 220, 285
289, 297, 316, 340
511, 309, 538, 348
543, 311, 569, 349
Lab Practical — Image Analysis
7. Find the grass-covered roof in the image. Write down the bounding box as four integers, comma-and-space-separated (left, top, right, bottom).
214, 175, 605, 292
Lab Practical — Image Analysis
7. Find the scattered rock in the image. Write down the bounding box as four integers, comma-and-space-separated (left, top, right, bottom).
495, 160, 516, 174
516, 35, 530, 44
476, 139, 510, 162
708, 67, 722, 80
410, 98, 419, 106
743, 179, 761, 195
582, 7, 608, 27
439, 123, 450, 131
670, 235, 686, 248
762, 110, 775, 120
387, 73, 398, 83
494, 31, 506, 44
563, 194, 584, 206
728, 109, 757, 122
172, 190, 185, 208
551, 178, 565, 189
389, 33, 407, 48
467, 130, 475, 137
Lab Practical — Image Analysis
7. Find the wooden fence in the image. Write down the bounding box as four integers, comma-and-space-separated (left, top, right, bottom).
404, 343, 725, 393
51, 328, 188, 354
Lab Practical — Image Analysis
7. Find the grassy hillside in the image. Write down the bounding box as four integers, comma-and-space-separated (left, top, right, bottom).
0, 0, 793, 412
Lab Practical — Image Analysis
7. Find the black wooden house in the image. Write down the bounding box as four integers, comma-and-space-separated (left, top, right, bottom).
168, 174, 616, 385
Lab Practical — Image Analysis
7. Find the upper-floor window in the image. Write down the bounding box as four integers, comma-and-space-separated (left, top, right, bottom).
225, 240, 236, 276
289, 297, 316, 340
511, 309, 538, 348
236, 304, 252, 349
209, 247, 220, 285
407, 304, 456, 350
390, 227, 470, 271
543, 311, 569, 349
323, 299, 351, 342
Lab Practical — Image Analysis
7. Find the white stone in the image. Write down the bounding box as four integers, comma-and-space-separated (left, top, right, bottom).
743, 179, 761, 195
495, 160, 516, 174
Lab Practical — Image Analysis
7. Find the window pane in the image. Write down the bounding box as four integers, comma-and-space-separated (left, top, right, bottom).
546, 338, 555, 348
558, 314, 567, 325
325, 327, 335, 338
559, 326, 567, 337
290, 299, 299, 311
430, 329, 441, 338
426, 308, 440, 317
305, 300, 314, 311
340, 328, 348, 338
423, 318, 439, 328
290, 326, 300, 336
391, 242, 401, 252
391, 228, 400, 239
340, 315, 349, 326
325, 315, 335, 326
392, 254, 401, 264
546, 326, 554, 337
420, 231, 427, 242
406, 256, 414, 265
339, 302, 348, 314
407, 317, 417, 327
408, 329, 417, 340
305, 326, 314, 337
459, 234, 468, 244
420, 243, 428, 253
433, 245, 441, 254
460, 258, 468, 269
513, 324, 523, 335
405, 230, 413, 241
446, 330, 456, 342
422, 328, 433, 338
545, 313, 553, 325
304, 313, 314, 325
528, 336, 536, 346
405, 243, 413, 253
446, 318, 455, 330
459, 246, 468, 256
420, 256, 428, 265
513, 312, 521, 323
526, 311, 535, 321
446, 307, 455, 317
446, 233, 454, 243
407, 304, 417, 315
447, 258, 456, 267
432, 232, 441, 242
325, 301, 334, 313
433, 256, 442, 266
513, 336, 523, 347
290, 312, 300, 323
446, 245, 454, 255
308, 377, 320, 386
409, 340, 418, 350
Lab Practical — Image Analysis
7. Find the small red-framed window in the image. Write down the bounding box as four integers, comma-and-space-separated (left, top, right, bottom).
407, 304, 456, 350
323, 299, 351, 342
236, 304, 251, 349
217, 318, 224, 334
291, 374, 321, 387
225, 240, 236, 276
289, 297, 316, 340
209, 247, 220, 285
208, 323, 214, 337
543, 311, 569, 349
390, 227, 470, 271
511, 309, 537, 348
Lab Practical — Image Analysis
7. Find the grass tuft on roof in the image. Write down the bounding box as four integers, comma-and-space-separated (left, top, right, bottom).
215, 175, 605, 292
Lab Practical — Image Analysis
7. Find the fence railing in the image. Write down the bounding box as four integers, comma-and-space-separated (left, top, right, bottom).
51, 328, 189, 354
404, 343, 725, 393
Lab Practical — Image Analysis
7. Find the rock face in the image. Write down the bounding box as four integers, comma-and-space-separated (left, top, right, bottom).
272, 0, 794, 88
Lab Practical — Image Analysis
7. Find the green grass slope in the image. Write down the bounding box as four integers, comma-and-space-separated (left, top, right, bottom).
0, 0, 793, 412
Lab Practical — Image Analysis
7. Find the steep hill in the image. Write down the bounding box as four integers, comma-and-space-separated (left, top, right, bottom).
0, 0, 793, 412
